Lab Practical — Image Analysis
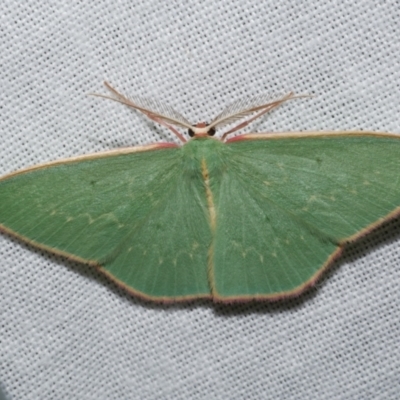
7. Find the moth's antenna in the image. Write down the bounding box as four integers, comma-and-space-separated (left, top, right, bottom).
90, 82, 193, 143
208, 93, 311, 141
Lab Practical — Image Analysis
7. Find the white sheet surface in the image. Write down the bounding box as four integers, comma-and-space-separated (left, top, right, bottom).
0, 1, 399, 399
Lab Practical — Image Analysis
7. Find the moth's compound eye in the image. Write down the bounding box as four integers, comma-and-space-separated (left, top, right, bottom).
188, 128, 195, 137
208, 127, 216, 136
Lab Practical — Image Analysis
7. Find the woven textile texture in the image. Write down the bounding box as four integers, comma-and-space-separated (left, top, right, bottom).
0, 1, 399, 399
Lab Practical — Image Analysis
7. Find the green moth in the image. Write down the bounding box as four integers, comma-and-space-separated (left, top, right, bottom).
0, 83, 399, 302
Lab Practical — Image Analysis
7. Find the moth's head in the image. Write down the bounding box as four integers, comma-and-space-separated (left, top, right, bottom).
188, 122, 217, 138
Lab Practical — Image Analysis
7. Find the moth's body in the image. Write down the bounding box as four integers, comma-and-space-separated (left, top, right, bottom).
0, 82, 399, 302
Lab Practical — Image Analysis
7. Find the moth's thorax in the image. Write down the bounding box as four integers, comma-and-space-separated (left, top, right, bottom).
181, 135, 226, 174
183, 135, 223, 155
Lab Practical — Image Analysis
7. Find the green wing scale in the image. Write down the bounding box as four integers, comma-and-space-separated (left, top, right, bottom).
1, 132, 399, 302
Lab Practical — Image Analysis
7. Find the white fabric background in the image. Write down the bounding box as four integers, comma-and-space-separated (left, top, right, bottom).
0, 1, 399, 399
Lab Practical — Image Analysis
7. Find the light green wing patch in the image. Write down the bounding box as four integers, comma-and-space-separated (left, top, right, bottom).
210, 133, 400, 300
0, 145, 212, 301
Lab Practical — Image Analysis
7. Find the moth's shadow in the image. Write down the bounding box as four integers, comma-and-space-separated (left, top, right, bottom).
4, 214, 400, 315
